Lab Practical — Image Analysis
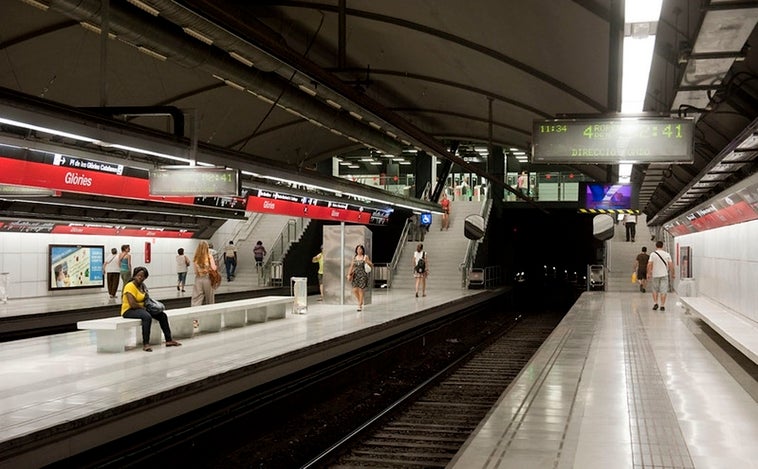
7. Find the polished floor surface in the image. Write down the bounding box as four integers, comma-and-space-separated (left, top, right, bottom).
450, 291, 758, 469
0, 284, 479, 465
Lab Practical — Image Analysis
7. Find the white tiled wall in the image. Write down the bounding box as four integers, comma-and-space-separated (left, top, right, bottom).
0, 232, 202, 300
677, 219, 758, 323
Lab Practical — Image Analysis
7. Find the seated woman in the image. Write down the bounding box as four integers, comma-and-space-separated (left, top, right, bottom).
122, 266, 181, 352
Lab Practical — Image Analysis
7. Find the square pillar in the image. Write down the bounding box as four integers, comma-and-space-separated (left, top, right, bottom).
323, 225, 372, 306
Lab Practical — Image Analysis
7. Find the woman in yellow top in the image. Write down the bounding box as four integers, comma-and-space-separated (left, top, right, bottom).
191, 240, 217, 306
122, 266, 181, 352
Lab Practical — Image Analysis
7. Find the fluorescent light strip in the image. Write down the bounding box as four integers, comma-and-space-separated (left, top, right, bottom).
368, 122, 382, 130
224, 79, 245, 91
326, 99, 342, 109
183, 27, 213, 45
80, 22, 117, 39
229, 51, 254, 67
21, 0, 49, 11
0, 117, 102, 144
106, 144, 191, 163
349, 111, 363, 120
138, 46, 167, 61
298, 84, 317, 96
127, 0, 159, 16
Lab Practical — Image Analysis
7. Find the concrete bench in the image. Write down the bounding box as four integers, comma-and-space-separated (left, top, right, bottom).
680, 296, 758, 364
78, 296, 293, 351
76, 317, 163, 353
166, 296, 291, 338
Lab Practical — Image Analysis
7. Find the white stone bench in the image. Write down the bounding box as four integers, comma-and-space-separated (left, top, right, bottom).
78, 296, 293, 352
76, 317, 163, 353
166, 296, 291, 338
680, 296, 758, 364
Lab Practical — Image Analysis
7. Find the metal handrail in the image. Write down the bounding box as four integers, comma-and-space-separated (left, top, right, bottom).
388, 218, 413, 287
258, 217, 309, 286
230, 212, 263, 243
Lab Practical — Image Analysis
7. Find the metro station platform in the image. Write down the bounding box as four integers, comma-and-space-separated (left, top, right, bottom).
0, 285, 494, 468
450, 291, 758, 469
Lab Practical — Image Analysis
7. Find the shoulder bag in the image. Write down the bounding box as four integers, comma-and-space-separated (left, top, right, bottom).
145, 295, 165, 315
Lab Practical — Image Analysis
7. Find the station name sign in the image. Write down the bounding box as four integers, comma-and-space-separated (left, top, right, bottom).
532, 117, 694, 164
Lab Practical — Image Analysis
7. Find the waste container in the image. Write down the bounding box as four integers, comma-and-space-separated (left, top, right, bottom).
0, 272, 8, 303
587, 265, 604, 291
291, 276, 307, 314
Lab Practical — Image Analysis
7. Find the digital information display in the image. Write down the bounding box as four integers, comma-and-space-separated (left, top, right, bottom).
532, 118, 694, 163
149, 167, 240, 196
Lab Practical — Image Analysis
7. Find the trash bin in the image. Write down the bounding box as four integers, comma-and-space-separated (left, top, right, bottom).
290, 276, 307, 314
587, 265, 604, 291
0, 272, 8, 303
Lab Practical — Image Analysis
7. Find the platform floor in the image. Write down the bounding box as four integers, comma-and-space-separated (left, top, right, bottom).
0, 285, 483, 467
450, 291, 758, 469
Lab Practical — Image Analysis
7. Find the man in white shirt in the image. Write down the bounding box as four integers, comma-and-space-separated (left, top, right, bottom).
647, 241, 675, 311
223, 241, 238, 281
623, 213, 637, 242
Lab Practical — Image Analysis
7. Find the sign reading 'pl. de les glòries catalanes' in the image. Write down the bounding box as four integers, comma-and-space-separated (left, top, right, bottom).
531, 117, 694, 164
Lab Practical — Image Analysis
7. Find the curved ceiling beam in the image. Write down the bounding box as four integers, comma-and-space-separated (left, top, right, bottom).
47, 0, 404, 155
0, 20, 78, 49
335, 68, 552, 119
277, 1, 606, 111
390, 108, 532, 137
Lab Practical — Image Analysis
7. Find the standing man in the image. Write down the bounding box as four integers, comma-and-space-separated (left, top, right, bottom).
623, 213, 637, 242
312, 246, 324, 301
634, 246, 649, 293
647, 241, 675, 311
223, 241, 238, 281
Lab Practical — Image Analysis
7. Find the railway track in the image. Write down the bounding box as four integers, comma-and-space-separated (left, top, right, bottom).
307, 311, 562, 468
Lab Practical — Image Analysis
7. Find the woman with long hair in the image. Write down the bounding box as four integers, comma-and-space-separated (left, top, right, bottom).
191, 240, 216, 306
347, 244, 373, 311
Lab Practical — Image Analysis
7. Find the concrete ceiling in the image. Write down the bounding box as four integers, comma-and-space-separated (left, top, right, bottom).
0, 0, 757, 229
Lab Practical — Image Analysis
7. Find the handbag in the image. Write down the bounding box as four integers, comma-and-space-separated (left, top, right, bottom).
145, 296, 165, 315
209, 269, 222, 290
364, 263, 372, 274
631, 272, 637, 283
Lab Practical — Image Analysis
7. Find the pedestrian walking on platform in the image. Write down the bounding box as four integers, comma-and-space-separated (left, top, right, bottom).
647, 241, 675, 311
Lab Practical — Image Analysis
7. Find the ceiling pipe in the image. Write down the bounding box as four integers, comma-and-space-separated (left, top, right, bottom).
47, 0, 403, 154
79, 106, 185, 137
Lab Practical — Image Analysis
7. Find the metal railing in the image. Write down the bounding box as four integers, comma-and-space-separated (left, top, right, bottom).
230, 212, 263, 243
258, 218, 309, 286
387, 218, 413, 288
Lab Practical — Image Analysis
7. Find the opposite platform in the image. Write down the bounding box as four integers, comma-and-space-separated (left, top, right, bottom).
450, 291, 758, 469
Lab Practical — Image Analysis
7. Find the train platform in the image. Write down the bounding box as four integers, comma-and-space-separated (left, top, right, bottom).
0, 285, 496, 468
449, 290, 758, 469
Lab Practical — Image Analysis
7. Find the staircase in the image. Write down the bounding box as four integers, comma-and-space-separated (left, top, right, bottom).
214, 214, 296, 286
605, 214, 653, 292
392, 200, 486, 291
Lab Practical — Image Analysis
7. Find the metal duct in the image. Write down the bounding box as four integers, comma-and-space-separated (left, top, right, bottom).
47, 0, 403, 154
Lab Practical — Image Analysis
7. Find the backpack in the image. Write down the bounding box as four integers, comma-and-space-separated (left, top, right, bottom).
415, 253, 426, 273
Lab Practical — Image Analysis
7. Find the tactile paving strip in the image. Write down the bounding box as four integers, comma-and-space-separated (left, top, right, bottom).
623, 310, 695, 468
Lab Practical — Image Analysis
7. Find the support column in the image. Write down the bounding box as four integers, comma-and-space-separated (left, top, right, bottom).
489, 146, 505, 212
414, 151, 432, 199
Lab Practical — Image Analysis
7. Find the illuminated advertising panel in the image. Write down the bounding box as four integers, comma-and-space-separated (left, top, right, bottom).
49, 244, 104, 290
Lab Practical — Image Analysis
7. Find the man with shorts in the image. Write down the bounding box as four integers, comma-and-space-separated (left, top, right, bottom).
647, 241, 675, 311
